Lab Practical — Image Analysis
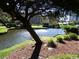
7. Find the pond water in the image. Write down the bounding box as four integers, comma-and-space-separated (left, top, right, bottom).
36, 28, 65, 36
0, 28, 65, 50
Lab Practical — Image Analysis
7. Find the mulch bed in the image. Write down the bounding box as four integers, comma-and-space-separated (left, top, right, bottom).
5, 40, 79, 59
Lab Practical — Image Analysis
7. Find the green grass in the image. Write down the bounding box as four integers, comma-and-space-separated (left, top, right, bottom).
31, 25, 46, 29
0, 40, 34, 59
0, 26, 8, 33
41, 36, 57, 42
48, 54, 79, 59
78, 36, 79, 39
60, 24, 76, 29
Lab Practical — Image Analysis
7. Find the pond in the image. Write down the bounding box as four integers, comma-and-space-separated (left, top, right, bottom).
0, 28, 65, 50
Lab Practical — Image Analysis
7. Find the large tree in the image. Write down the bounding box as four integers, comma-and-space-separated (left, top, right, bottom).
0, 0, 61, 45
0, 0, 79, 45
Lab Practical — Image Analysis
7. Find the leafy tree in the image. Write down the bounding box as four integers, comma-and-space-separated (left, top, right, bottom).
0, 0, 62, 44
0, 0, 50, 45
0, 0, 79, 45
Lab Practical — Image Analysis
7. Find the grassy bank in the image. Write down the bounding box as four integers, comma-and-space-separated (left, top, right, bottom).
0, 40, 34, 59
0, 26, 8, 33
31, 25, 47, 29
0, 37, 52, 59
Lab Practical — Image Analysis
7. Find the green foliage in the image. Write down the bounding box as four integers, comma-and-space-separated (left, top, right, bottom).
69, 21, 75, 26
68, 33, 78, 40
0, 11, 12, 22
56, 36, 64, 43
0, 26, 8, 33
60, 24, 78, 34
47, 38, 57, 48
60, 25, 76, 30
78, 36, 79, 39
51, 24, 60, 28
64, 35, 70, 40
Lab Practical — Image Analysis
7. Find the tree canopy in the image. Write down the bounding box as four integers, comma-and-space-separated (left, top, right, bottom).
0, 0, 79, 44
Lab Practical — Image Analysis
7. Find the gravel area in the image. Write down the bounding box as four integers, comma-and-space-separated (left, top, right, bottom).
5, 40, 79, 59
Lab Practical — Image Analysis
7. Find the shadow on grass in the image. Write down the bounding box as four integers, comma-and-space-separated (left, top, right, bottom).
0, 32, 7, 35
30, 43, 42, 59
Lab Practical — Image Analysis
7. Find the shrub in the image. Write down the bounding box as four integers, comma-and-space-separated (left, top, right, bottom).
56, 36, 65, 43
69, 21, 75, 26
43, 23, 49, 27
64, 35, 70, 40
68, 33, 78, 40
61, 25, 76, 29
53, 24, 60, 28
47, 38, 57, 48
56, 36, 62, 41
60, 25, 78, 34
69, 28, 78, 34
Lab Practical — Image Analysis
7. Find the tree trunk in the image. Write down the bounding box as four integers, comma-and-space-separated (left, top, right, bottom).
23, 22, 42, 44
16, 15, 42, 44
